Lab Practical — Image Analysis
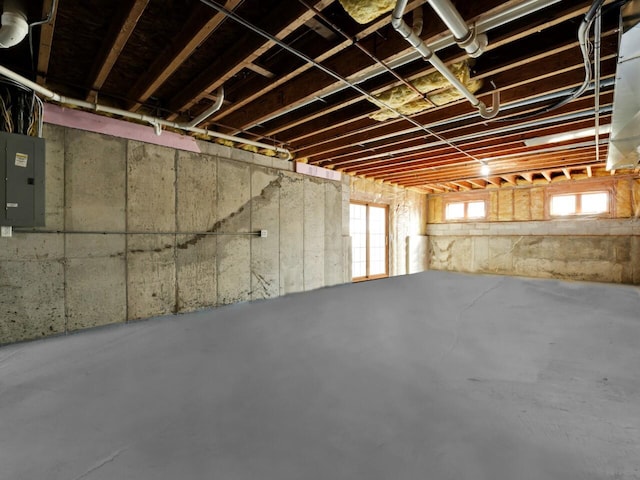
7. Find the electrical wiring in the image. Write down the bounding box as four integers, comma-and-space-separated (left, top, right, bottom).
493, 0, 608, 122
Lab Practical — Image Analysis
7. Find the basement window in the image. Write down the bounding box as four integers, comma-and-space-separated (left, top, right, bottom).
445, 200, 486, 221
550, 191, 609, 216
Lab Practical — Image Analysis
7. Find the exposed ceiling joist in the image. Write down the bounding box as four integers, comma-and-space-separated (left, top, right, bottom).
86, 0, 150, 103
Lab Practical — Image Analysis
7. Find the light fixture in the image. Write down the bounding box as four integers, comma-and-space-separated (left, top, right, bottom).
523, 124, 611, 147
480, 163, 490, 176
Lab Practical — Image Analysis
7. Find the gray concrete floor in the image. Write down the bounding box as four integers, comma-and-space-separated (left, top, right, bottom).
1, 271, 639, 480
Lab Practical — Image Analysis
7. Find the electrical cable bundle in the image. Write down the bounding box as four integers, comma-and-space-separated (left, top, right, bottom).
0, 77, 42, 136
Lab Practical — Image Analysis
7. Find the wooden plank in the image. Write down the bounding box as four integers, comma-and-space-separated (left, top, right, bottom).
128, 0, 243, 110
246, 63, 275, 79
587, 165, 593, 177
36, 0, 57, 84
86, 0, 150, 102
562, 168, 572, 180
166, 0, 337, 119
541, 171, 552, 182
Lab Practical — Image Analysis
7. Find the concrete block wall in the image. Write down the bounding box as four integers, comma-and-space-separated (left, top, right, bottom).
0, 125, 349, 344
350, 177, 428, 276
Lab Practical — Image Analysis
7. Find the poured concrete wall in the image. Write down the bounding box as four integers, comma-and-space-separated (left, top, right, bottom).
0, 125, 350, 344
427, 177, 640, 284
427, 220, 640, 284
350, 177, 428, 276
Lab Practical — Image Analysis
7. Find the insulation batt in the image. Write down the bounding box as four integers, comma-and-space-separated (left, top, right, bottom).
338, 0, 396, 24
370, 61, 482, 121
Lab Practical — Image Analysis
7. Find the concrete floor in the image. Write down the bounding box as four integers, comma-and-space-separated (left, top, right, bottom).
0, 271, 639, 480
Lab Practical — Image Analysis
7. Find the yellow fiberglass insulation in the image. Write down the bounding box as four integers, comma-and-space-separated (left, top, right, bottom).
338, 0, 396, 24
369, 61, 483, 121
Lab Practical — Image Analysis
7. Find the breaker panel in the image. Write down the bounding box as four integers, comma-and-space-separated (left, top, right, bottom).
0, 131, 45, 227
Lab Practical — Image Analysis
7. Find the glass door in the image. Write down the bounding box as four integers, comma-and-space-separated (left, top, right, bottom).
350, 203, 388, 281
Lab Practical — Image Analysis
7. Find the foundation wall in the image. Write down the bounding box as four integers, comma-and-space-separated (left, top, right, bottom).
426, 178, 640, 284
0, 125, 351, 344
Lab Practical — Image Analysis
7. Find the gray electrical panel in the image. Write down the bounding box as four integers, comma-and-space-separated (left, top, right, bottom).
0, 131, 45, 227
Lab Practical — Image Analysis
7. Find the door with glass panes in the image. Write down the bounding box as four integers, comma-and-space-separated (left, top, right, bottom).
350, 203, 388, 281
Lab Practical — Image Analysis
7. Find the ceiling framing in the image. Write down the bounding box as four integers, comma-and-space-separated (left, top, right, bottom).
2, 0, 636, 192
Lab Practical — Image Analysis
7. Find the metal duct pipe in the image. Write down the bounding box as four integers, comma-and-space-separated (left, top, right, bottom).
0, 65, 291, 158
427, 0, 487, 58
184, 86, 224, 128
0, 0, 28, 48
391, 0, 499, 119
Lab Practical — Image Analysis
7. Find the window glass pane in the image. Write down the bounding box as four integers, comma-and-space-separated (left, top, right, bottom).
467, 201, 485, 218
445, 202, 465, 220
551, 194, 576, 216
350, 204, 367, 278
368, 206, 386, 276
581, 192, 608, 214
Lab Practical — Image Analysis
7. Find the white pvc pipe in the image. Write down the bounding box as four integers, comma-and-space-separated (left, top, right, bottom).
184, 86, 224, 128
426, 0, 487, 58
391, 0, 499, 119
0, 65, 291, 158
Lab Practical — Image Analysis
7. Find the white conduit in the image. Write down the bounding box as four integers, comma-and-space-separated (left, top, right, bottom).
0, 65, 292, 159
392, 0, 499, 119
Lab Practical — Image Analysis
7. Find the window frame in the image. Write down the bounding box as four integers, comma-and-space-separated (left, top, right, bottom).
350, 201, 389, 282
546, 181, 614, 219
442, 193, 489, 222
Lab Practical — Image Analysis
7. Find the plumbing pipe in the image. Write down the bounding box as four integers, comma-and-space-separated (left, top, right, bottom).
0, 0, 28, 48
247, 0, 559, 129
0, 65, 291, 158
427, 0, 487, 58
391, 0, 499, 119
199, 0, 486, 165
184, 86, 224, 128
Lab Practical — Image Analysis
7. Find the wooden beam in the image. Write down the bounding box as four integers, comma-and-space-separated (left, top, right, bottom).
128, 0, 243, 110
520, 172, 533, 183
86, 0, 150, 102
166, 0, 337, 119
36, 0, 57, 85
501, 175, 517, 186
451, 181, 472, 191
562, 168, 572, 180
245, 63, 275, 79
541, 171, 552, 182
587, 165, 593, 177
468, 179, 487, 188
486, 177, 502, 187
